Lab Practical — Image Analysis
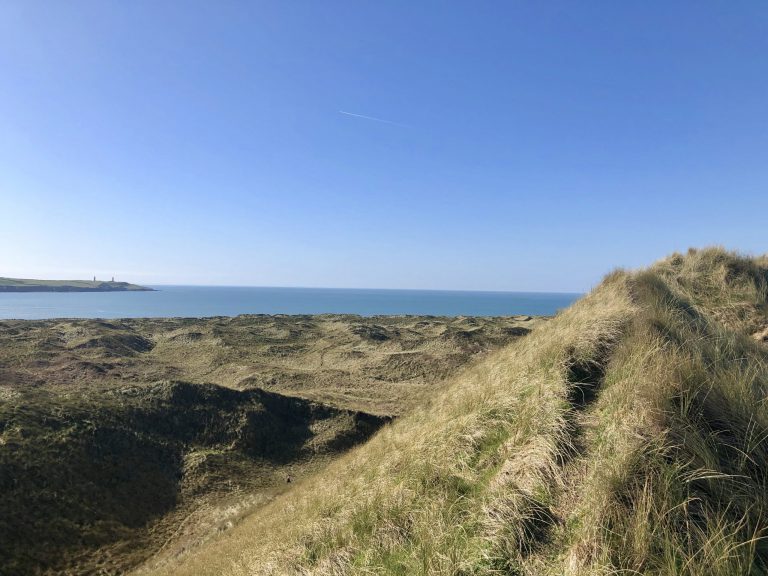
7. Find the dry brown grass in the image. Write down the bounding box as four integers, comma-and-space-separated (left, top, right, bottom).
143, 248, 768, 576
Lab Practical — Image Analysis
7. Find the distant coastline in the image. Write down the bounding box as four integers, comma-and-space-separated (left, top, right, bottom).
0, 277, 153, 293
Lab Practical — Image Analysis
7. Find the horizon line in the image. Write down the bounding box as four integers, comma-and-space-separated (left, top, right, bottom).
143, 282, 584, 295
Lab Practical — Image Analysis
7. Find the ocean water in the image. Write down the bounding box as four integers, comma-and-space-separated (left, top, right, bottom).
0, 286, 582, 320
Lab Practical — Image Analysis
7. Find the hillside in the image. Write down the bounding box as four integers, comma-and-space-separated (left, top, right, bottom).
0, 314, 535, 574
0, 277, 152, 292
143, 248, 768, 576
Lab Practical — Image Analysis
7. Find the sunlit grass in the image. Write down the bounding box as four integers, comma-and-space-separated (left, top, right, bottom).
144, 247, 768, 576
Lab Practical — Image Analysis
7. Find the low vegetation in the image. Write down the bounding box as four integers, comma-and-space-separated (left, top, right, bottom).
143, 248, 768, 576
0, 315, 533, 574
0, 314, 539, 416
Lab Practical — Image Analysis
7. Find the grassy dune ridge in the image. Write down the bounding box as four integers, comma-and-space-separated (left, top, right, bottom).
148, 248, 768, 575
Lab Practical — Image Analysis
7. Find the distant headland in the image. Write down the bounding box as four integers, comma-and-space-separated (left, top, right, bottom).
0, 277, 153, 293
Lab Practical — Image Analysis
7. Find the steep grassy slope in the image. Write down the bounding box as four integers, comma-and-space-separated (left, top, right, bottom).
148, 248, 768, 576
0, 315, 533, 575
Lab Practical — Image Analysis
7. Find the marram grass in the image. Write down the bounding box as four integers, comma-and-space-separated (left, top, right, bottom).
143, 247, 768, 576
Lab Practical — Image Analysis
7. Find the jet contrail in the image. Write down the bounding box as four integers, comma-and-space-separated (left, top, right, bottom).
339, 110, 409, 127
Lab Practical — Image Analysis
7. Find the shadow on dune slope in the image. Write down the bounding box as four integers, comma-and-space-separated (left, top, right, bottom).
0, 381, 388, 575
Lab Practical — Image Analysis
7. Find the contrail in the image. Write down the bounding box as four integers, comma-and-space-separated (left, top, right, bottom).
338, 110, 409, 127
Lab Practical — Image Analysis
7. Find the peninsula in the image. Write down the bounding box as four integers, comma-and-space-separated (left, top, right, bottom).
0, 277, 153, 292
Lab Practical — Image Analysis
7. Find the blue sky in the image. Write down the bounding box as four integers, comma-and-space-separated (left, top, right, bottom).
1, 1, 766, 291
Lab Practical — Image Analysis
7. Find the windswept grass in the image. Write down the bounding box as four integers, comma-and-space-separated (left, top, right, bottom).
146, 247, 768, 576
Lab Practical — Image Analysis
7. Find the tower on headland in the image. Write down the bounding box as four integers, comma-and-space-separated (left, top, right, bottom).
93, 275, 96, 282
112, 276, 114, 282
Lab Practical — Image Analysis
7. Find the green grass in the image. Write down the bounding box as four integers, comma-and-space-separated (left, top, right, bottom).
145, 247, 768, 576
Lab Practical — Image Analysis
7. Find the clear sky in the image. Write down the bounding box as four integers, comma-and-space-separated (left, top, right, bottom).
1, 2, 766, 292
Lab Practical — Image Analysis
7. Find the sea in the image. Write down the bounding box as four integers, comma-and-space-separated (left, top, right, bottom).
0, 286, 582, 320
